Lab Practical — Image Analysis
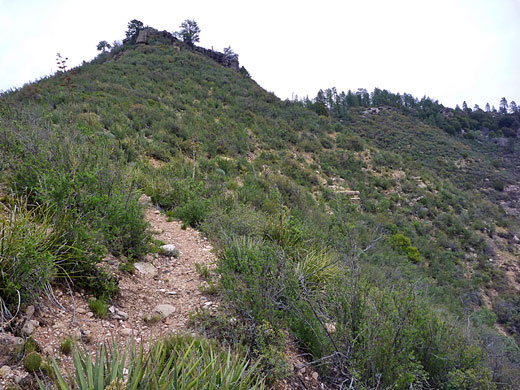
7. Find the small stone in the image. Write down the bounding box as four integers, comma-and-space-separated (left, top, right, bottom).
121, 328, 134, 337
134, 262, 158, 277
0, 365, 12, 378
43, 346, 53, 356
204, 301, 213, 307
154, 210, 160, 214
86, 312, 94, 318
109, 306, 116, 314
167, 291, 178, 296
72, 330, 82, 340
153, 304, 176, 318
76, 307, 87, 314
25, 305, 35, 320
160, 244, 178, 257
116, 310, 128, 320
312, 372, 319, 380
22, 321, 35, 336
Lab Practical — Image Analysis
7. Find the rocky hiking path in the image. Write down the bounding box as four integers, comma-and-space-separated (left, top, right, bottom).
0, 196, 216, 387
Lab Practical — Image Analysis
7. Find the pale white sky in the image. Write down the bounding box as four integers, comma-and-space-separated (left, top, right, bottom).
1, 0, 519, 108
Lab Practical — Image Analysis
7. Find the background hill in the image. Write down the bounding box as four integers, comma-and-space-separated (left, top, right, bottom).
1, 25, 519, 389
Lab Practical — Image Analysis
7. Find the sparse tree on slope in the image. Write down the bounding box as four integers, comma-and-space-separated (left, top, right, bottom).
223, 46, 238, 61
176, 19, 200, 46
96, 40, 112, 53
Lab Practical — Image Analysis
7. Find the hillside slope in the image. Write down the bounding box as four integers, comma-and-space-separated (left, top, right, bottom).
1, 29, 519, 388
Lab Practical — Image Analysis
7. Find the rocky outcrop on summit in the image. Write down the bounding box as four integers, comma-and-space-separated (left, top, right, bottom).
132, 27, 239, 71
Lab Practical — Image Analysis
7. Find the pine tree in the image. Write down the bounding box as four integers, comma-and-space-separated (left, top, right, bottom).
499, 97, 508, 114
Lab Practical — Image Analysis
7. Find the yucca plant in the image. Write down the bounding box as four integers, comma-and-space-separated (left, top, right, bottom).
0, 197, 61, 308
39, 335, 265, 390
294, 249, 338, 291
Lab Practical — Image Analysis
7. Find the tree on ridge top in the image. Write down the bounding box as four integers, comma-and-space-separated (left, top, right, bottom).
176, 19, 200, 46
126, 19, 144, 40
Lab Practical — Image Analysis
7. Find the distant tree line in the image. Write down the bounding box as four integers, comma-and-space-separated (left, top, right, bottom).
302, 87, 520, 138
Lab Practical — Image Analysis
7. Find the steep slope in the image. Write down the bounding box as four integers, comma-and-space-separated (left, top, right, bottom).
1, 31, 519, 388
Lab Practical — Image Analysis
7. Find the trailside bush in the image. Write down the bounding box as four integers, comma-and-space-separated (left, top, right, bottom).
172, 198, 209, 228
390, 233, 422, 263
0, 199, 57, 307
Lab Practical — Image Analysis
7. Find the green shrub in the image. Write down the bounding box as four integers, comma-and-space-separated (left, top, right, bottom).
492, 179, 504, 192
172, 198, 209, 228
24, 351, 42, 372
24, 337, 40, 354
89, 298, 108, 318
195, 263, 211, 280
390, 233, 421, 263
60, 336, 73, 355
294, 249, 338, 290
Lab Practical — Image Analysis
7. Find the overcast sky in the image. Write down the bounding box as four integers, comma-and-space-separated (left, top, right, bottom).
1, 0, 519, 109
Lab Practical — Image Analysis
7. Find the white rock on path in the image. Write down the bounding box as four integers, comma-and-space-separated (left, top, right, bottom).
153, 304, 176, 318
134, 262, 158, 277
160, 244, 178, 257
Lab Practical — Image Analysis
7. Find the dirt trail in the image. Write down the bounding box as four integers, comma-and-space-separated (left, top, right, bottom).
30, 195, 216, 360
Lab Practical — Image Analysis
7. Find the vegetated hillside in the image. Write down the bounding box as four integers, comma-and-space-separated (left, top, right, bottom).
1, 28, 520, 389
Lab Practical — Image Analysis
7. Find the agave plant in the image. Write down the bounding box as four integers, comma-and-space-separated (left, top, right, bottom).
39, 334, 265, 390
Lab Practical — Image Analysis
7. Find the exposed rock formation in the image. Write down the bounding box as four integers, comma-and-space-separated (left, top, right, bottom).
132, 27, 239, 71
